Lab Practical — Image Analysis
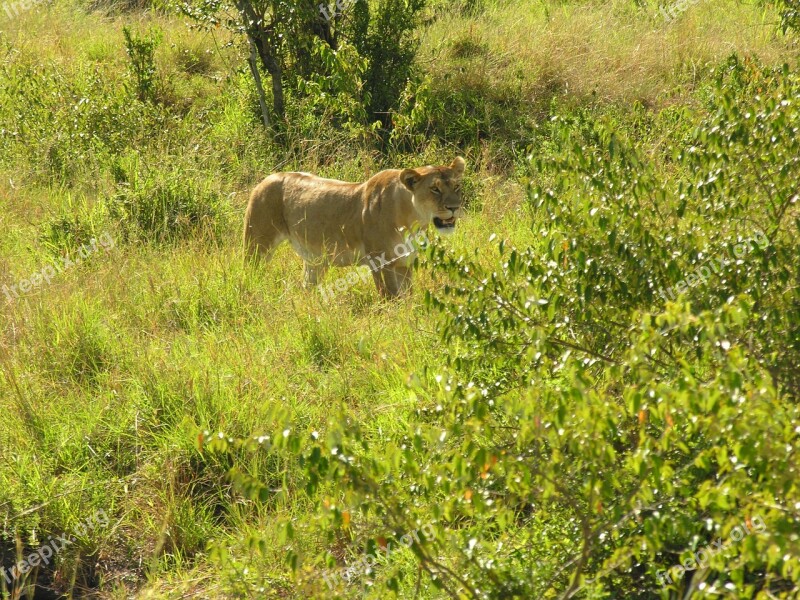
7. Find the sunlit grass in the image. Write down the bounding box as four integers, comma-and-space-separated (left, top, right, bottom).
1, 0, 797, 596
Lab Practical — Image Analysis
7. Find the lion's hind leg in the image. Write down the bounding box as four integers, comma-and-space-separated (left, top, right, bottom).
244, 229, 285, 263
243, 175, 289, 265
243, 225, 286, 265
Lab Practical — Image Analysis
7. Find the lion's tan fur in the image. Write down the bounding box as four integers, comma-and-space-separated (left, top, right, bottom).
243, 157, 465, 297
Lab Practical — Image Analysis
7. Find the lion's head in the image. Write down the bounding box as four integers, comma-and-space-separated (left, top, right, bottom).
400, 157, 466, 234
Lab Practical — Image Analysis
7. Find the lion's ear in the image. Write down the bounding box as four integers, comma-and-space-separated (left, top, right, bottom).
400, 168, 422, 191
450, 156, 466, 177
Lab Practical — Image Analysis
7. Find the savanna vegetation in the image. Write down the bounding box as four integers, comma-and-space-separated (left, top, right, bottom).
1, 0, 799, 598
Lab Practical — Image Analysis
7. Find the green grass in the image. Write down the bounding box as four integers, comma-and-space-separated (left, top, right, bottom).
0, 0, 797, 597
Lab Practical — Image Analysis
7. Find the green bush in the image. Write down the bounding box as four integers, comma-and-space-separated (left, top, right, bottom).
352, 0, 426, 127
197, 57, 800, 599
283, 38, 378, 153
0, 47, 163, 182
776, 0, 800, 33
122, 25, 163, 103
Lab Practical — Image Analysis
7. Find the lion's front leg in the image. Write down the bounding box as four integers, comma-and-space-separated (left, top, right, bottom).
303, 262, 328, 288
371, 268, 389, 297
381, 264, 413, 298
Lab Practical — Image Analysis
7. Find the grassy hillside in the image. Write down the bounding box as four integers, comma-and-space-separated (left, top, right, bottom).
1, 0, 799, 598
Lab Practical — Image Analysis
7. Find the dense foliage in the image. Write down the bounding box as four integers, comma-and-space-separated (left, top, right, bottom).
178, 0, 426, 129
201, 58, 800, 598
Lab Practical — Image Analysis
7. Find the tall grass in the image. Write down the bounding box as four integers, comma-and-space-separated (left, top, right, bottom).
0, 0, 796, 596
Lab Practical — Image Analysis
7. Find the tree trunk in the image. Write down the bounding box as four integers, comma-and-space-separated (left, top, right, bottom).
261, 51, 284, 121
247, 36, 270, 129
249, 29, 284, 122
235, 0, 285, 122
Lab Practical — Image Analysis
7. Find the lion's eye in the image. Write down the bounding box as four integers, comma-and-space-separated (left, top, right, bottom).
430, 187, 441, 195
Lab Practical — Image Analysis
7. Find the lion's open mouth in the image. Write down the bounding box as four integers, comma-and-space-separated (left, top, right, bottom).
433, 216, 456, 230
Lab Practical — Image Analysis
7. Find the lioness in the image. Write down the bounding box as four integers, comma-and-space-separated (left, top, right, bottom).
243, 157, 465, 298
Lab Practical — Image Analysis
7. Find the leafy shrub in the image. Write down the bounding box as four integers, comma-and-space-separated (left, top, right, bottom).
351, 0, 426, 127
284, 38, 377, 152
178, 0, 425, 139
529, 55, 798, 393
775, 0, 800, 33
196, 57, 800, 599
0, 47, 163, 181
122, 26, 162, 103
